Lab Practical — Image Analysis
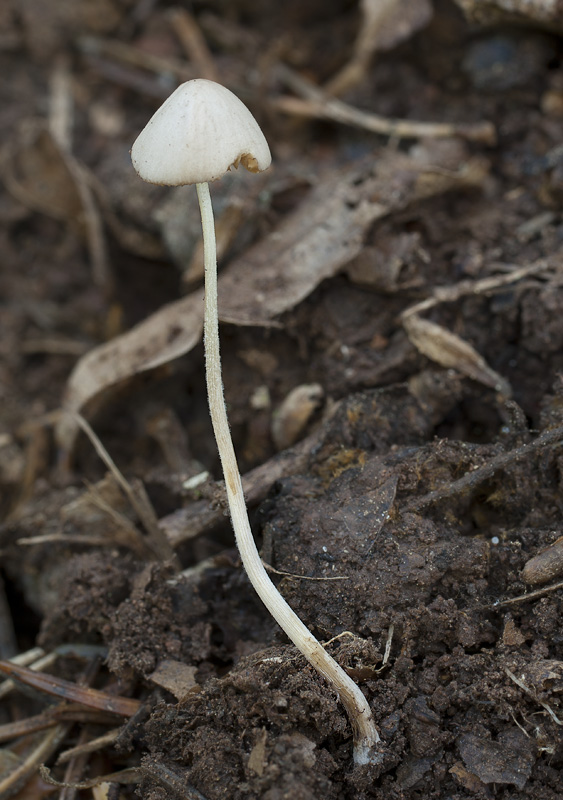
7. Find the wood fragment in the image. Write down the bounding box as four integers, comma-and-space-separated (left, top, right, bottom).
522, 535, 563, 585
161, 427, 318, 547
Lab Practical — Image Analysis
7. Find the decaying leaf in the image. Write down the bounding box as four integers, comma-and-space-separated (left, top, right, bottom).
403, 314, 511, 395
247, 729, 268, 776
56, 141, 487, 454
218, 143, 488, 326
458, 729, 535, 789
56, 291, 203, 453
149, 659, 199, 701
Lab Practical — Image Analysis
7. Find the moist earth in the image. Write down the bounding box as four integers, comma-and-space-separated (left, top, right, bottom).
1, 1, 563, 798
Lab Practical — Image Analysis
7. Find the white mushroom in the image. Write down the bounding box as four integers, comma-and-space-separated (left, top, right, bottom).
131, 79, 382, 766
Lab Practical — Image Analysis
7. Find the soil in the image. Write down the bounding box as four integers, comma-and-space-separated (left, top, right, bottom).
1, 1, 563, 799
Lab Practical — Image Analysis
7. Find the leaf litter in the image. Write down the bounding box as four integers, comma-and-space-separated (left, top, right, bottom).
1, 1, 563, 798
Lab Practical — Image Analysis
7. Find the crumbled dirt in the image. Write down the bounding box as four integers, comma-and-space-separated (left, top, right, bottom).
1, 1, 563, 798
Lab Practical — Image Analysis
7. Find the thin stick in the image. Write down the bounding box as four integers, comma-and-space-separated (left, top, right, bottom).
197, 181, 381, 765
275, 64, 496, 145
404, 423, 563, 512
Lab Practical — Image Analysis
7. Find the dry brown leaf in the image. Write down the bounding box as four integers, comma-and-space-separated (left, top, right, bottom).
218, 143, 488, 326
403, 314, 511, 395
56, 291, 203, 453
458, 730, 535, 789
56, 141, 487, 453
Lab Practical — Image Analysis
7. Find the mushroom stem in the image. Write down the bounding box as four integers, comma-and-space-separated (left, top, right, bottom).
196, 181, 382, 766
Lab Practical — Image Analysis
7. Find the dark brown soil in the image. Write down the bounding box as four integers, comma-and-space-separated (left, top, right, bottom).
1, 1, 563, 798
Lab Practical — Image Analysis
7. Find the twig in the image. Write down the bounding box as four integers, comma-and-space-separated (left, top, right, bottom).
323, 0, 400, 96
17, 533, 112, 547
480, 580, 563, 609
0, 659, 140, 717
274, 63, 496, 144
161, 424, 326, 547
401, 258, 553, 321
0, 650, 56, 701
404, 424, 563, 512
57, 728, 120, 765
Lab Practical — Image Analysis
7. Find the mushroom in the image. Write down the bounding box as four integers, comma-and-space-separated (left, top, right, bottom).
131, 79, 381, 766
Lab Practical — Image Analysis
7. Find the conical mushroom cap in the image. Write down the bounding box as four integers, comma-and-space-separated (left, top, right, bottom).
131, 79, 271, 186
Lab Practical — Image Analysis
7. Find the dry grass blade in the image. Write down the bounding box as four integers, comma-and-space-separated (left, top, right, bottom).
71, 413, 179, 566
0, 724, 71, 798
401, 257, 553, 319
483, 580, 563, 609
57, 728, 121, 765
504, 667, 563, 726
39, 764, 142, 790
0, 659, 141, 717
0, 651, 55, 701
